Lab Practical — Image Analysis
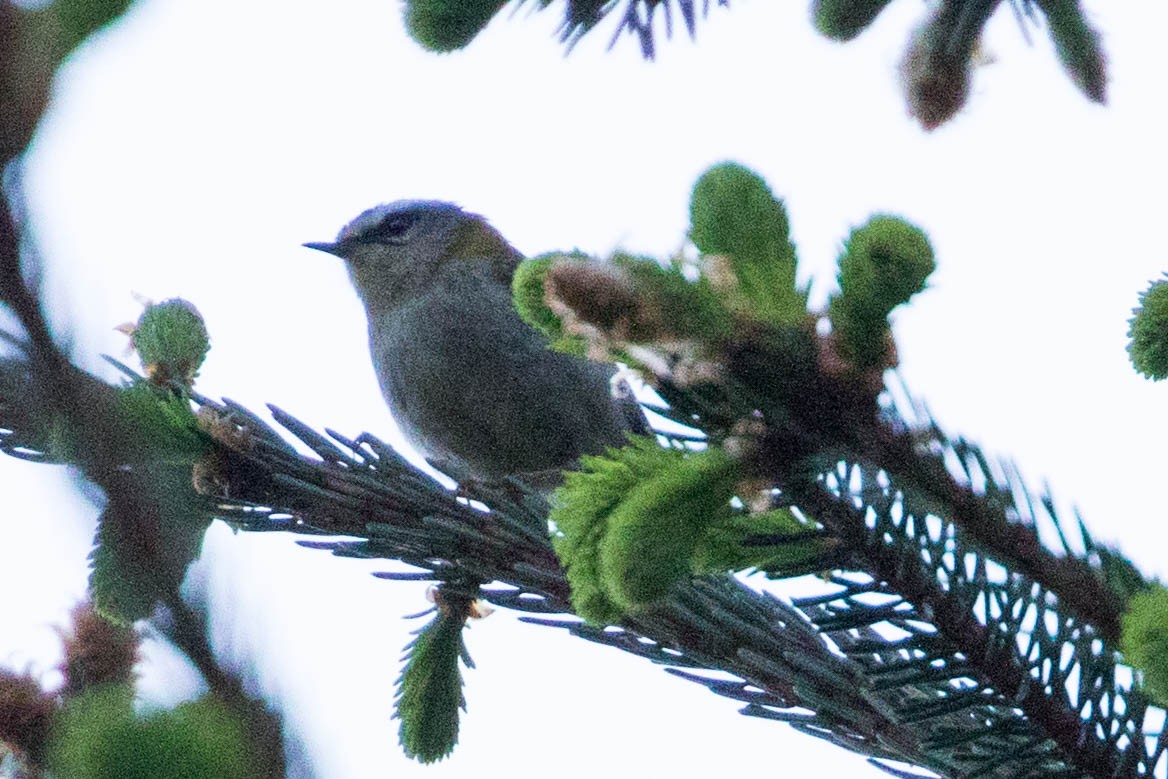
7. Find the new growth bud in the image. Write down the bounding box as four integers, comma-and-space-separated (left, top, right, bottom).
900, 0, 995, 130
1038, 0, 1107, 103
130, 298, 210, 389
58, 602, 139, 698
689, 162, 804, 326
552, 439, 744, 624
403, 0, 507, 52
516, 250, 736, 384
545, 258, 665, 345
512, 252, 590, 356
1121, 586, 1168, 707
395, 589, 475, 764
552, 437, 835, 624
1128, 276, 1168, 380
828, 215, 934, 374
812, 0, 896, 42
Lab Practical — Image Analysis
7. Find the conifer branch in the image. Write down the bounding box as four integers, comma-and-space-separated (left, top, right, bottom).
1, 186, 285, 776
5, 162, 1164, 775
21, 371, 1137, 778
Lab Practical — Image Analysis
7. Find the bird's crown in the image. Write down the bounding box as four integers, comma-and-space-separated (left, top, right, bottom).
305, 199, 523, 309
335, 199, 467, 248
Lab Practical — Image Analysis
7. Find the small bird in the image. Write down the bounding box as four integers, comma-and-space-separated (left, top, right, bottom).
304, 200, 642, 486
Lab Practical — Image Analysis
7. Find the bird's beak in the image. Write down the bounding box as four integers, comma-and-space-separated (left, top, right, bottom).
302, 241, 342, 256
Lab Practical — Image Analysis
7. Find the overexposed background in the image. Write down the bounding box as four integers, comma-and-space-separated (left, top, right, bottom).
3, 2, 1166, 776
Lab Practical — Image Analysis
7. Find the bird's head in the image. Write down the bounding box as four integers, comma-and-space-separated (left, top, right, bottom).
304, 200, 522, 309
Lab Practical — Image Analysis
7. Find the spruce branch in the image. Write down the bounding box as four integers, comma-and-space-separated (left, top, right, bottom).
0, 187, 284, 775
6, 155, 1164, 775
3, 327, 1165, 775
0, 8, 1153, 760
398, 1, 1108, 129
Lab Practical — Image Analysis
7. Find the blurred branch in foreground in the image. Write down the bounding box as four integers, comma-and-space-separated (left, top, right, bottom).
1, 1, 284, 773
401, 0, 1107, 129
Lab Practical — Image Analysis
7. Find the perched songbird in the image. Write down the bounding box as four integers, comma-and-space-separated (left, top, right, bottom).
304, 200, 642, 485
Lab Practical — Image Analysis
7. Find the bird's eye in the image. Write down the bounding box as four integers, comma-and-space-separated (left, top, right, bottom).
371, 213, 417, 243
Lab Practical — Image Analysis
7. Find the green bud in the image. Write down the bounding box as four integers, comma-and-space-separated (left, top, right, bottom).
598, 447, 742, 613
690, 162, 790, 260
899, 1, 978, 131
89, 505, 160, 625
829, 214, 933, 370
50, 685, 134, 776
812, 0, 896, 41
689, 162, 803, 326
395, 599, 472, 764
403, 0, 508, 52
131, 299, 210, 388
89, 489, 212, 625
512, 252, 593, 356
129, 700, 251, 779
1128, 276, 1168, 380
52, 688, 252, 779
541, 253, 734, 351
1121, 586, 1168, 707
836, 215, 934, 314
552, 439, 661, 625
89, 383, 213, 624
1037, 0, 1106, 103
59, 603, 139, 697
561, 439, 740, 617
554, 437, 838, 622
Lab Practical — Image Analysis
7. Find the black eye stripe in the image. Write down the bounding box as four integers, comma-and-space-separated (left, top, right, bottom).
371, 212, 417, 242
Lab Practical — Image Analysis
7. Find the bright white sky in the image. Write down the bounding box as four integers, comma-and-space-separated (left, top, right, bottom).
3, 1, 1167, 777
